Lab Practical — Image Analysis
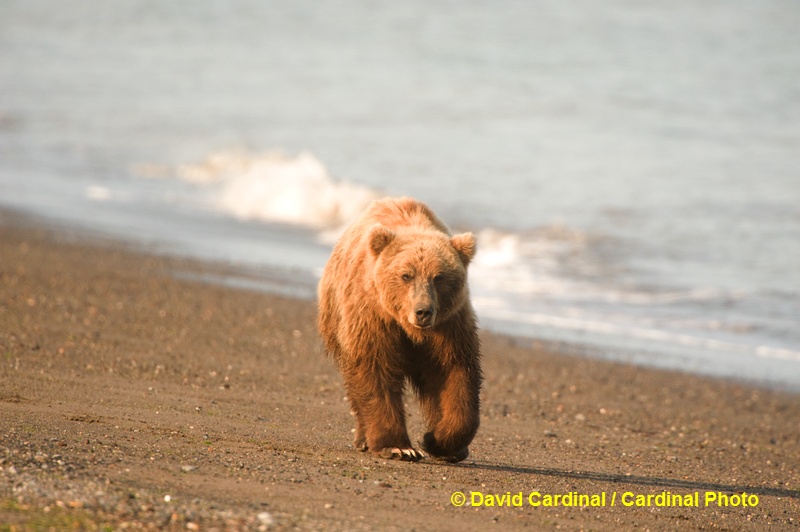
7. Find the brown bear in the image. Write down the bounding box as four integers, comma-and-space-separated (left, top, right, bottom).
318, 197, 482, 463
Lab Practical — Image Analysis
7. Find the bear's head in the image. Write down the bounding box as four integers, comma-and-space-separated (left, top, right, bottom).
367, 224, 476, 335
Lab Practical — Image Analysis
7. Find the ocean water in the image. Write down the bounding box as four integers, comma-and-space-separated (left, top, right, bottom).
1, 1, 799, 388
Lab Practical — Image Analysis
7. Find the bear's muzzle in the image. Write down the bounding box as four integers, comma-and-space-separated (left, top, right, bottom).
409, 281, 437, 329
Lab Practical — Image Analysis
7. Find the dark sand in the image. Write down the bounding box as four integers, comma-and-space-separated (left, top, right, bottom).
1, 211, 799, 530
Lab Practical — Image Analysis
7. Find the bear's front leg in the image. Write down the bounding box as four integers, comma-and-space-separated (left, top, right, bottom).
418, 362, 481, 463
342, 363, 423, 461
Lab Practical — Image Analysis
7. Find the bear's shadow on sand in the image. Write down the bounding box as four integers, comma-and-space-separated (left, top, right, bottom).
450, 462, 800, 499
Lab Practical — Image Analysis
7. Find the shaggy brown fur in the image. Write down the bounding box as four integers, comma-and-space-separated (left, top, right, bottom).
318, 197, 482, 462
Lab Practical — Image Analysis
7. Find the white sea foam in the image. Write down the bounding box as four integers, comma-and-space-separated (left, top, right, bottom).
757, 346, 800, 362
86, 186, 112, 201
175, 150, 381, 237
471, 227, 747, 306
470, 227, 590, 297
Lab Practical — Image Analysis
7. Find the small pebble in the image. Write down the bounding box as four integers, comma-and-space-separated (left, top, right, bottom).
257, 511, 274, 526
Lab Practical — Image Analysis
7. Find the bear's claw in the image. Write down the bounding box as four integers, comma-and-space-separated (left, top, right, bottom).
378, 447, 424, 462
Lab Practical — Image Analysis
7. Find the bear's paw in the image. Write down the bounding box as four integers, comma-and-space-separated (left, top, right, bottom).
377, 447, 424, 462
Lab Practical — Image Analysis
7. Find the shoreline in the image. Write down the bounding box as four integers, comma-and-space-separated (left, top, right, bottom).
5, 206, 796, 394
1, 210, 799, 529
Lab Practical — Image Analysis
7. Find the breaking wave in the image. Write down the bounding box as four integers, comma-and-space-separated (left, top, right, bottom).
168, 149, 382, 236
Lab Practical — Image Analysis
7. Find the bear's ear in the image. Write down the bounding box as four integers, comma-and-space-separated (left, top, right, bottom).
451, 232, 476, 267
368, 224, 395, 257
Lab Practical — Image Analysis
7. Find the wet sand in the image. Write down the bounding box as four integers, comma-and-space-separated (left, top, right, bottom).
1, 211, 799, 530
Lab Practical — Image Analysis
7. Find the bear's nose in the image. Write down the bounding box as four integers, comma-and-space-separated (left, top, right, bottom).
415, 306, 433, 324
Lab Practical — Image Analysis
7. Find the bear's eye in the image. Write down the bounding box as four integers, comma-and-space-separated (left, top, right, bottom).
433, 273, 447, 284
401, 273, 413, 282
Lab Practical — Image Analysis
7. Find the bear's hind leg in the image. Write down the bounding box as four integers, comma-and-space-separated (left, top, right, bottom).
350, 405, 368, 452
